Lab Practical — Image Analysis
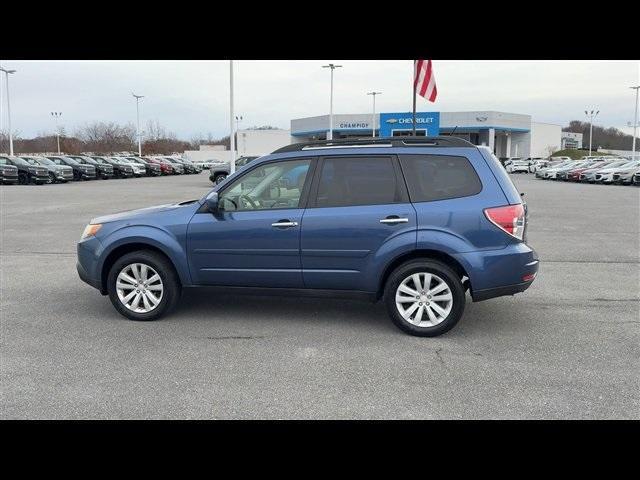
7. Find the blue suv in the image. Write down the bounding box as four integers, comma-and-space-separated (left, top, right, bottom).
77, 137, 538, 336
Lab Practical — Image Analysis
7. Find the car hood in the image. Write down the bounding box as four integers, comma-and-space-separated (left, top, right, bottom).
92, 200, 200, 224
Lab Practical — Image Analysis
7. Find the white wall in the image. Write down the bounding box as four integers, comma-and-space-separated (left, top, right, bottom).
237, 129, 291, 157
531, 122, 562, 157
183, 150, 229, 163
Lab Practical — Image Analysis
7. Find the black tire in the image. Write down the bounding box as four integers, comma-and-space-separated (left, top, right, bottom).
214, 173, 227, 184
48, 172, 56, 184
18, 172, 29, 185
107, 250, 181, 321
383, 259, 466, 337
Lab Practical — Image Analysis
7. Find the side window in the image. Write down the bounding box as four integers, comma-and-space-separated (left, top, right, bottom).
219, 159, 311, 211
316, 156, 400, 208
399, 154, 482, 202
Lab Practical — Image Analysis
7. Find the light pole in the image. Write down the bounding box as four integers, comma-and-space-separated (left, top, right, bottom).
322, 63, 342, 140
0, 66, 16, 156
584, 109, 599, 156
366, 91, 381, 137
51, 112, 62, 154
229, 60, 236, 174
630, 86, 639, 161
132, 93, 144, 156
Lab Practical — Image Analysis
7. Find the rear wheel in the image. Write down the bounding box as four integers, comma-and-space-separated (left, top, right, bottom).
107, 250, 181, 321
384, 259, 466, 337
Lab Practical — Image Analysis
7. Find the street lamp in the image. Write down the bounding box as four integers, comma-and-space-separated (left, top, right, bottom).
51, 112, 62, 154
132, 93, 144, 156
229, 60, 236, 174
322, 63, 342, 140
584, 109, 599, 156
630, 86, 639, 161
0, 66, 16, 156
366, 92, 381, 138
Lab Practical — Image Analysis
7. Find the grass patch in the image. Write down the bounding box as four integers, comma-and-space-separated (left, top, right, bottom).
550, 149, 614, 160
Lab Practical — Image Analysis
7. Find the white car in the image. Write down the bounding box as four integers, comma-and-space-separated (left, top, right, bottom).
594, 161, 640, 184
528, 159, 549, 173
542, 161, 579, 179
112, 157, 146, 176
506, 160, 530, 173
611, 162, 640, 185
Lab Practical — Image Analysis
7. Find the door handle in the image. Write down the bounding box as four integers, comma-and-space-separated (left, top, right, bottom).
271, 221, 299, 228
379, 217, 409, 224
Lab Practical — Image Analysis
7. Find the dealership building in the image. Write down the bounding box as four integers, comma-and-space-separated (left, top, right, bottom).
289, 111, 562, 158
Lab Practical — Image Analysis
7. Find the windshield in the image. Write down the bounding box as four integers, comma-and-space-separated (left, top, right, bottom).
21, 157, 42, 166
34, 157, 55, 165
90, 157, 107, 164
78, 157, 98, 165
0, 158, 8, 165
9, 157, 28, 166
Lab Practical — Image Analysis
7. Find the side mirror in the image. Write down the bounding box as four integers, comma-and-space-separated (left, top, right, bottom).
205, 191, 219, 212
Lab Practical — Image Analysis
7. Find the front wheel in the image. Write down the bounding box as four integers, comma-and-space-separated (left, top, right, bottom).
214, 173, 227, 184
107, 250, 181, 321
384, 259, 466, 337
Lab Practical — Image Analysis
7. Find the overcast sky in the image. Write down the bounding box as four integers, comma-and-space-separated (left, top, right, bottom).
0, 60, 638, 140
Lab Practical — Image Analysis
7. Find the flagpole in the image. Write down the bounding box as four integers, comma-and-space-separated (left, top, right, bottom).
412, 60, 417, 136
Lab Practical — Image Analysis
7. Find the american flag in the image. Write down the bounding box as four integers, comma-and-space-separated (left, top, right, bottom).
414, 60, 437, 103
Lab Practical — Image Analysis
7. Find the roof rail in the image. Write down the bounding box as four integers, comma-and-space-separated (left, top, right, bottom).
272, 136, 474, 154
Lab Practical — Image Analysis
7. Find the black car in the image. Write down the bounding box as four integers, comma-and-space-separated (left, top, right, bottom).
68, 155, 114, 179
23, 156, 74, 183
125, 157, 162, 176
0, 156, 19, 184
47, 156, 97, 181
3, 156, 49, 184
93, 156, 134, 178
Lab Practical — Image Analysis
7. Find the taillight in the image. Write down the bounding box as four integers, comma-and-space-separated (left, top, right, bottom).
484, 204, 526, 240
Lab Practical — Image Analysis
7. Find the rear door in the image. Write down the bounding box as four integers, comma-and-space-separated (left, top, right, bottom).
300, 155, 416, 292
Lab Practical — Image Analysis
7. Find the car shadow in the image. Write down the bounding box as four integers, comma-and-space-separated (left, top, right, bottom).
172, 288, 395, 332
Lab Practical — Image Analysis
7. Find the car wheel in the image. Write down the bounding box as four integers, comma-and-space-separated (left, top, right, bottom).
48, 173, 56, 184
214, 173, 227, 184
18, 173, 29, 185
384, 259, 466, 337
107, 250, 181, 321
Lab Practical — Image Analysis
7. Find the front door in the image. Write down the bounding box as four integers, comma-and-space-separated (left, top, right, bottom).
187, 158, 314, 287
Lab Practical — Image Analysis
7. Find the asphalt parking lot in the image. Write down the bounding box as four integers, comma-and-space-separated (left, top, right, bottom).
1, 174, 639, 419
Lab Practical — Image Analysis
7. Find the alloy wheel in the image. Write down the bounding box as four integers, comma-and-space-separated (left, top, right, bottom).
116, 263, 164, 313
395, 272, 453, 327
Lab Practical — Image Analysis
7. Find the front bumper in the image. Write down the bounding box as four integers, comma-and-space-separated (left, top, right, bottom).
1, 174, 19, 184
77, 237, 106, 294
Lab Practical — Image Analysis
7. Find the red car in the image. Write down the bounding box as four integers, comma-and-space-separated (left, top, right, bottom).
145, 157, 174, 175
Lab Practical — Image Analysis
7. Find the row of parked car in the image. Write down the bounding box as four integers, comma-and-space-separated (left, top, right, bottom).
534, 157, 640, 185
0, 154, 209, 185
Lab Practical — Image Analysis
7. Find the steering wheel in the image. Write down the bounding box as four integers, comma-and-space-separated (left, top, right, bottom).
239, 194, 258, 209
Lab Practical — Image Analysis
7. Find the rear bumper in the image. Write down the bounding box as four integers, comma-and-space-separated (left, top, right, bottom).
453, 242, 539, 302
472, 279, 535, 302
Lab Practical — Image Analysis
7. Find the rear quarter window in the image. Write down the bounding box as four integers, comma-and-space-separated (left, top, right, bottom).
399, 154, 482, 202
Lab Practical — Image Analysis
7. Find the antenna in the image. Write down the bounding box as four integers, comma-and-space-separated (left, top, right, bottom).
449, 126, 458, 136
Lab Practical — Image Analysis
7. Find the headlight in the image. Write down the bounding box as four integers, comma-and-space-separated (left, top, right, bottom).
81, 224, 102, 240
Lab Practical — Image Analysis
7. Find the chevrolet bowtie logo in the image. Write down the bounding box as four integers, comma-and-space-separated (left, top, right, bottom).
385, 118, 399, 124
